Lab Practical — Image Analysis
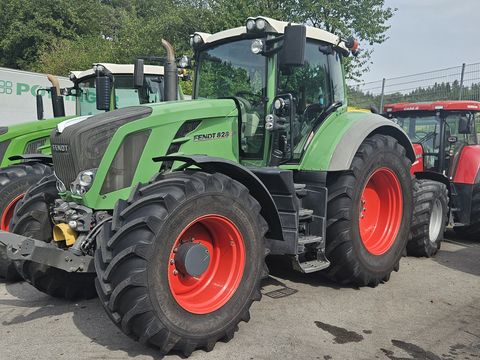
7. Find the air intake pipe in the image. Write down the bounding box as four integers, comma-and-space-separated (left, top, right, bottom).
162, 39, 178, 101
47, 74, 66, 117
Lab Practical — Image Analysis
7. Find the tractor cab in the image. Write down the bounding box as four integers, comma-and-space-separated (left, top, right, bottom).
191, 17, 353, 166
384, 101, 479, 177
37, 63, 167, 120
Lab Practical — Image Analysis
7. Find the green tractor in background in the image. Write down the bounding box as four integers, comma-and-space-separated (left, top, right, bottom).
0, 61, 171, 278
3, 17, 415, 356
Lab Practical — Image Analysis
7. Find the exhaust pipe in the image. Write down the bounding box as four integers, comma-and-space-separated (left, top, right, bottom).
161, 39, 178, 101
47, 74, 66, 117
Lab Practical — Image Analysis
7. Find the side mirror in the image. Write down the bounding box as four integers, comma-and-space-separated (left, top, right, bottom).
36, 93, 44, 120
370, 105, 379, 114
96, 76, 111, 111
458, 116, 472, 134
134, 58, 145, 88
279, 25, 306, 67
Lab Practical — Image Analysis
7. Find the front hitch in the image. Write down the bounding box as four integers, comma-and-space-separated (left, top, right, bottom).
0, 231, 94, 273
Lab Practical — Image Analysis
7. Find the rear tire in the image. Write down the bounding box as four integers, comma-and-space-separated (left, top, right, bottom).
454, 186, 480, 240
95, 171, 267, 356
407, 179, 448, 257
10, 175, 96, 300
0, 163, 52, 281
324, 134, 413, 287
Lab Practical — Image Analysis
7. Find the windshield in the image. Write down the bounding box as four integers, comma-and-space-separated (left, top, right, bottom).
195, 38, 267, 158
76, 74, 164, 116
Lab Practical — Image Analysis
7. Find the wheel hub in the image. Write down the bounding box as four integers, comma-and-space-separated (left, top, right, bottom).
174, 241, 210, 277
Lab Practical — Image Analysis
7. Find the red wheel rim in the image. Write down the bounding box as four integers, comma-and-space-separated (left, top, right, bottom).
0, 193, 24, 231
359, 168, 403, 255
168, 214, 246, 314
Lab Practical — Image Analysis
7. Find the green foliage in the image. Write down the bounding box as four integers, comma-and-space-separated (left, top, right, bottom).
1, 0, 395, 81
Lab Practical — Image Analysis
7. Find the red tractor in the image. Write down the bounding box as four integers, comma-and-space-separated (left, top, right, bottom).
384, 101, 480, 253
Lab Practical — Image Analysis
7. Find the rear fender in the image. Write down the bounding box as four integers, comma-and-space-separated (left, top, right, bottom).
299, 111, 415, 171
154, 155, 284, 241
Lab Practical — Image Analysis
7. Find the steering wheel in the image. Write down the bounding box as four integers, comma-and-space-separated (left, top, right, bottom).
235, 91, 263, 108
303, 103, 325, 123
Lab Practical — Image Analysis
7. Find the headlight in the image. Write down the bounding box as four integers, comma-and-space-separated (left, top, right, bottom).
246, 19, 256, 32
70, 169, 97, 196
251, 39, 264, 54
246, 17, 270, 33
79, 170, 95, 187
256, 18, 266, 31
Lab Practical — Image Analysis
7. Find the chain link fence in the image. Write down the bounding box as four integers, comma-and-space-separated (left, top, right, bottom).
349, 62, 480, 110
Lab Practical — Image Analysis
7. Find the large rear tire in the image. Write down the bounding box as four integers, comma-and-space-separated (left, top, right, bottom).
407, 179, 448, 257
454, 186, 480, 240
10, 175, 96, 300
324, 134, 413, 287
95, 171, 267, 356
0, 163, 52, 281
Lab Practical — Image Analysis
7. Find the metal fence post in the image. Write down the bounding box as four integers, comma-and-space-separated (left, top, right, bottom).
380, 78, 386, 110
459, 62, 466, 100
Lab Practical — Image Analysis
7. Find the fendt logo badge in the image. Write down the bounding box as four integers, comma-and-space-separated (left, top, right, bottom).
52, 144, 69, 152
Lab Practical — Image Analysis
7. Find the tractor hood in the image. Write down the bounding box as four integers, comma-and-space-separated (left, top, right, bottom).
0, 116, 74, 142
50, 99, 239, 207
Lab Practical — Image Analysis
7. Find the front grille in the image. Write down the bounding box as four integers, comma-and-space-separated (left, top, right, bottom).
24, 137, 47, 154
51, 106, 153, 186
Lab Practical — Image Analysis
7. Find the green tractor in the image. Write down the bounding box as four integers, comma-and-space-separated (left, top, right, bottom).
0, 60, 173, 278
3, 17, 415, 355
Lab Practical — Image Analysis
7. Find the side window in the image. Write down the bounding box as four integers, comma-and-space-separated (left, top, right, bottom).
476, 112, 480, 139
328, 52, 346, 103
277, 41, 331, 160
77, 77, 99, 116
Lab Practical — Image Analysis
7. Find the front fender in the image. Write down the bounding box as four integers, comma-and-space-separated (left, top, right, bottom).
154, 155, 284, 241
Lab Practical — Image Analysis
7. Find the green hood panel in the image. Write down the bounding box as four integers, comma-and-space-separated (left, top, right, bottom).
0, 116, 75, 167
79, 99, 240, 209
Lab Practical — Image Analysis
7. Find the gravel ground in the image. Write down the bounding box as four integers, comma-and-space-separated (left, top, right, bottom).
0, 231, 479, 360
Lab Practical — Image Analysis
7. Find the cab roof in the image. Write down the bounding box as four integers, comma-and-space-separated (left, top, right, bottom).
193, 16, 348, 51
70, 63, 164, 81
384, 101, 480, 113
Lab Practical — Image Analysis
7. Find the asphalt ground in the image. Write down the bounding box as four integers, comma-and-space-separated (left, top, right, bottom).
0, 230, 479, 360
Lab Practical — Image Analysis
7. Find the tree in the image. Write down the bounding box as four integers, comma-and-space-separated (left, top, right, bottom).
0, 0, 109, 69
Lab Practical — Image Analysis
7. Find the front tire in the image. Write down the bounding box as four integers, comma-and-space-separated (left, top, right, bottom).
407, 180, 448, 257
10, 175, 96, 300
324, 134, 413, 287
95, 171, 267, 356
0, 163, 52, 281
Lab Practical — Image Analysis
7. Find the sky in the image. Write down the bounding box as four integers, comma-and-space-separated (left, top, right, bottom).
362, 0, 480, 83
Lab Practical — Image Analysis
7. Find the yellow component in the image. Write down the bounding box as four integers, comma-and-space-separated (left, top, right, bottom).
53, 223, 78, 247
348, 106, 371, 113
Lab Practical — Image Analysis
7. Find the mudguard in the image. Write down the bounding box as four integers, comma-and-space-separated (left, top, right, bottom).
299, 111, 415, 171
154, 154, 284, 241
453, 145, 480, 184
328, 117, 415, 171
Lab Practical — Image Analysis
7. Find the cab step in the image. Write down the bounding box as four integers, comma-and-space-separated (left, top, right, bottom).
292, 255, 330, 273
